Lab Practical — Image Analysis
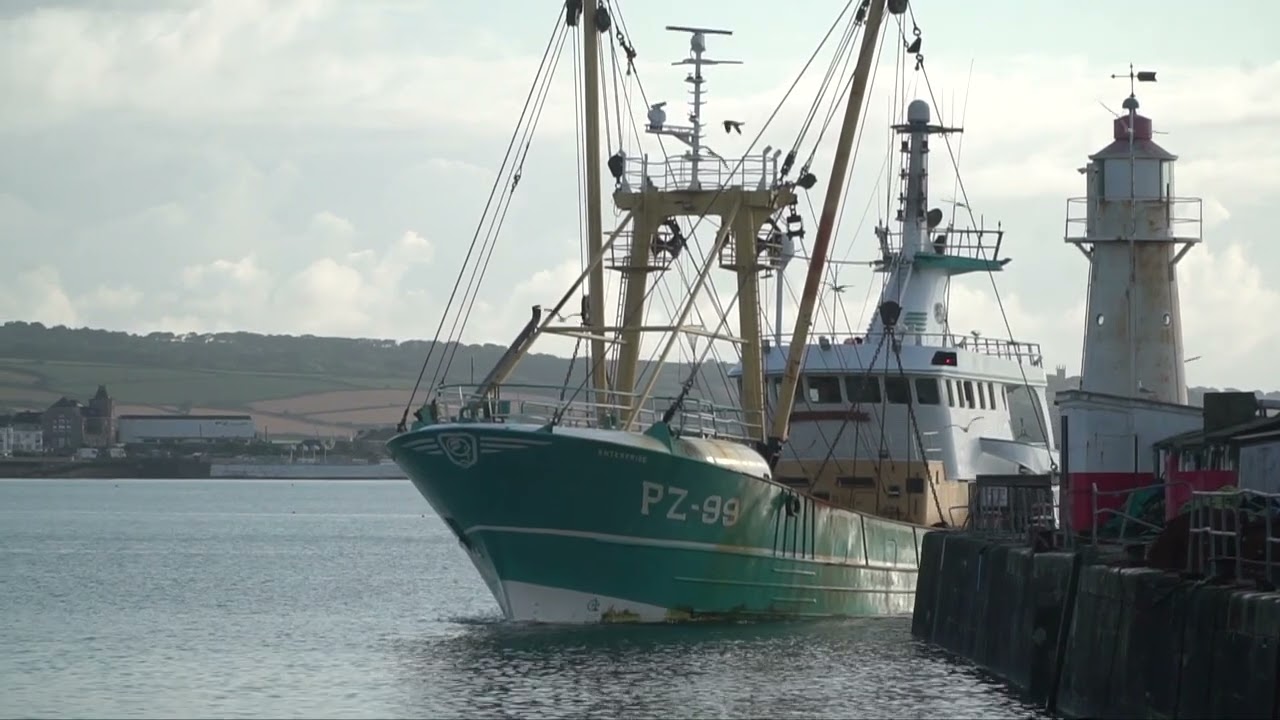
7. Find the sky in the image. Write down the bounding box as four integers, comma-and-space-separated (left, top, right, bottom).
1, 0, 1278, 391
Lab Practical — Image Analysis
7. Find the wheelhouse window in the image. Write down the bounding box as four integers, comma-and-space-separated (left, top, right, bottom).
845, 375, 882, 404
885, 376, 911, 404
805, 375, 843, 404
945, 379, 956, 407
962, 381, 975, 408
915, 378, 941, 405
978, 382, 987, 409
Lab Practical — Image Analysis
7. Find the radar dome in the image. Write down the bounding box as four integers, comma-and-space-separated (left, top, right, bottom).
907, 99, 930, 124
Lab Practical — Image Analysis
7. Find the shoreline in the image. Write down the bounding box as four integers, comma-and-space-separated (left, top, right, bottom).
0, 476, 405, 482
0, 457, 404, 480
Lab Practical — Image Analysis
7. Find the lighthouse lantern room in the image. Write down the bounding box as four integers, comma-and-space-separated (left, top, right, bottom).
1056, 69, 1207, 533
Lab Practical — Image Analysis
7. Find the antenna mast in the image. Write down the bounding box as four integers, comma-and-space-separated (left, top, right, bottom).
649, 25, 740, 190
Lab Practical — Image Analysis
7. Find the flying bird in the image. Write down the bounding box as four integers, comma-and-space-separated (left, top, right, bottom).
723, 120, 744, 134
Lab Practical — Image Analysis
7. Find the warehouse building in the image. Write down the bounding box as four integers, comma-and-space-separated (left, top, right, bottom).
117, 414, 257, 444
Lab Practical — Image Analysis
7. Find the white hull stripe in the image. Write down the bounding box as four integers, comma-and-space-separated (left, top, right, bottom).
465, 524, 913, 573
500, 580, 670, 624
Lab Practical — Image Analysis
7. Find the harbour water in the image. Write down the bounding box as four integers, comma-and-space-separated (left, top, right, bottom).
1, 479, 1050, 719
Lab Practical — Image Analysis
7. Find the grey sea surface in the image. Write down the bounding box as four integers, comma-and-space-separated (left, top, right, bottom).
0, 478, 1051, 719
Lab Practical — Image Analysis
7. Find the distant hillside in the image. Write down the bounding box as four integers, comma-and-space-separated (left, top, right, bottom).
0, 321, 735, 437
1, 321, 1272, 441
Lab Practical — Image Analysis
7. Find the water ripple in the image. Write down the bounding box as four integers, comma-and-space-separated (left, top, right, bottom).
0, 480, 1050, 719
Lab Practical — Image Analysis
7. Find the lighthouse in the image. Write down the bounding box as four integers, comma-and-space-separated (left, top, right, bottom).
1056, 72, 1206, 532
1065, 86, 1200, 403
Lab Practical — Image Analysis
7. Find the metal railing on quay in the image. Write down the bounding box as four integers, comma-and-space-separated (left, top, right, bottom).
1185, 488, 1280, 587
966, 474, 1059, 544
1088, 480, 1188, 546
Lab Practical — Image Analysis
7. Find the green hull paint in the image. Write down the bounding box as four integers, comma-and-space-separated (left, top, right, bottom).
388, 423, 931, 623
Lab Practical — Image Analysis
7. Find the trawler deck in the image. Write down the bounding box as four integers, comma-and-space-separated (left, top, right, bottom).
420, 383, 758, 441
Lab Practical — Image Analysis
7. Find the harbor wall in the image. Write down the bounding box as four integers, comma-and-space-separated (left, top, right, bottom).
911, 531, 1280, 719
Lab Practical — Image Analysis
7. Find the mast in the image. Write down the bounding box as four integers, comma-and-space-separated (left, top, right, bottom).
582, 0, 610, 412
768, 0, 889, 451
602, 26, 789, 440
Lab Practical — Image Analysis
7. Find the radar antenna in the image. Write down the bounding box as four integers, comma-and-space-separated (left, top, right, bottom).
645, 25, 742, 190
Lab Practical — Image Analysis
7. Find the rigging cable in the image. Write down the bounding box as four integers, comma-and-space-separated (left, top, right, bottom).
890, 332, 951, 525
545, 0, 875, 425
608, 41, 736, 401
398, 7, 568, 431
806, 328, 892, 492
604, 21, 737, 402
786, 0, 861, 175
904, 4, 1056, 464
609, 10, 739, 376
775, 14, 893, 481
611, 0, 859, 367
546, 0, 876, 429
436, 21, 572, 386
787, 16, 949, 518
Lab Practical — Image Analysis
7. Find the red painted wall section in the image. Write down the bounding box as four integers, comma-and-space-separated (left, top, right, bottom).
1067, 471, 1154, 532
1163, 455, 1237, 520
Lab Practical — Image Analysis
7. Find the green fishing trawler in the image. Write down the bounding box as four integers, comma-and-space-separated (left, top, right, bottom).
388, 0, 1056, 622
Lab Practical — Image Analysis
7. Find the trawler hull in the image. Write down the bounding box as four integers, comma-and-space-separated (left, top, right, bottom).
388, 422, 929, 623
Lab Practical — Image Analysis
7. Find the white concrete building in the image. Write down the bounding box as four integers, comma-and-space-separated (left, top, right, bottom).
0, 425, 43, 456
117, 414, 256, 444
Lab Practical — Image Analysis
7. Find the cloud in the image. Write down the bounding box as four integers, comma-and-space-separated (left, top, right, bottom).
0, 267, 79, 327
310, 210, 355, 238
1178, 241, 1280, 387
0, 1, 1277, 392
0, 0, 575, 137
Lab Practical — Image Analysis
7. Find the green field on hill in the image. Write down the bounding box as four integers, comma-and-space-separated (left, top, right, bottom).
0, 358, 407, 411
0, 322, 727, 434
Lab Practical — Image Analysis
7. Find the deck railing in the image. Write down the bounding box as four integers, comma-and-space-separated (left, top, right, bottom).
619, 153, 781, 194
1185, 488, 1280, 587
422, 383, 760, 442
817, 332, 1044, 367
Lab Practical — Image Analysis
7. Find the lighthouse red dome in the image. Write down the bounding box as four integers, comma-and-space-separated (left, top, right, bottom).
1114, 113, 1153, 141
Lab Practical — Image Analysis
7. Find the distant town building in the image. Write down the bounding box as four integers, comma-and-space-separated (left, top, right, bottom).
84, 385, 115, 448
0, 411, 44, 456
40, 385, 117, 452
117, 414, 256, 444
43, 397, 86, 451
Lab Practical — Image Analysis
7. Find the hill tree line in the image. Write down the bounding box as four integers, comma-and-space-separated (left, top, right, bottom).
2, 322, 1272, 430
0, 321, 738, 405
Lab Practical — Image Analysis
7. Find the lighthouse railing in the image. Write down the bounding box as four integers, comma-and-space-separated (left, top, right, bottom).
1063, 196, 1203, 244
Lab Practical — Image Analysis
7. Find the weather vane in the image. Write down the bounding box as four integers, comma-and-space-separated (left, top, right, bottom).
1110, 63, 1157, 96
